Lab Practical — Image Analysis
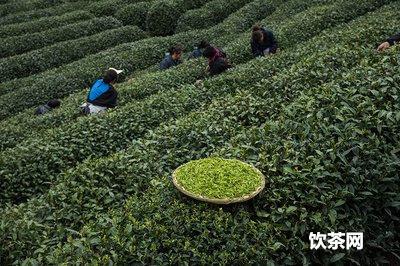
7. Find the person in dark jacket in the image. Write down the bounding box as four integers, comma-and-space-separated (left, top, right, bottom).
80, 68, 122, 114
34, 99, 61, 115
188, 40, 210, 60
160, 47, 183, 70
203, 46, 230, 76
251, 26, 278, 57
377, 32, 400, 51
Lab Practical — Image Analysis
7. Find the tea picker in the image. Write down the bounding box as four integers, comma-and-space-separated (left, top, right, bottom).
80, 67, 123, 115
377, 32, 400, 51
251, 26, 278, 57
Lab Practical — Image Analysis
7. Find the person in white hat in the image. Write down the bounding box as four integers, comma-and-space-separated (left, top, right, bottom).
80, 68, 123, 114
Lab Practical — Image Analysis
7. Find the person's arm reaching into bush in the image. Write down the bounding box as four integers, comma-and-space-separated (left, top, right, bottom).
377, 32, 400, 51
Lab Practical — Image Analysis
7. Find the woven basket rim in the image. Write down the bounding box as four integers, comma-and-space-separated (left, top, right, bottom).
172, 159, 265, 205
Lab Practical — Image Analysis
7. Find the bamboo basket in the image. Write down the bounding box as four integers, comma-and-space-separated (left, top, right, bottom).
172, 162, 266, 205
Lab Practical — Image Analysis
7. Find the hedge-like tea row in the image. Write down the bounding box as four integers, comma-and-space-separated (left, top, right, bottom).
46, 39, 400, 266
0, 0, 330, 151
0, 10, 94, 38
0, 26, 146, 82
0, 17, 122, 58
115, 2, 152, 29
0, 0, 285, 119
175, 0, 253, 33
213, 54, 400, 264
145, 0, 212, 36
0, 0, 396, 203
0, 0, 388, 144
0, 0, 280, 97
223, 0, 386, 65
2, 45, 397, 264
0, 1, 89, 26
0, 3, 399, 264
0, 0, 62, 17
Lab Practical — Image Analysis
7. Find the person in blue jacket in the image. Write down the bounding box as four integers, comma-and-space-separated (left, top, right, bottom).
80, 67, 122, 114
377, 32, 400, 51
160, 47, 183, 70
188, 40, 210, 60
251, 26, 278, 57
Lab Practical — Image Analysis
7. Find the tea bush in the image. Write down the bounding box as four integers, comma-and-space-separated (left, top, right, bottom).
0, 0, 63, 17
0, 17, 122, 58
145, 0, 211, 36
0, 2, 399, 264
115, 2, 152, 29
0, 10, 94, 38
3, 44, 398, 264
0, 0, 396, 204
0, 26, 146, 82
0, 1, 89, 25
47, 37, 399, 266
0, 0, 284, 119
175, 0, 253, 33
84, 0, 137, 17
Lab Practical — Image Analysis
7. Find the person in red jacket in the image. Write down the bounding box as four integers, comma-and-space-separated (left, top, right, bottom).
203, 46, 230, 76
377, 32, 400, 51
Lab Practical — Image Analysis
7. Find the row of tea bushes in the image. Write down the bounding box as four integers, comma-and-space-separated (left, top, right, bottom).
0, 0, 285, 119
0, 0, 70, 17
0, 0, 394, 156
0, 88, 284, 265
45, 38, 400, 266
145, 0, 212, 36
1, 0, 397, 204
0, 60, 204, 151
0, 26, 146, 82
1, 45, 394, 265
0, 4, 399, 263
175, 0, 254, 33
0, 0, 392, 146
114, 2, 152, 30
213, 50, 400, 264
0, 1, 90, 25
84, 0, 151, 17
223, 0, 392, 65
0, 10, 93, 38
0, 17, 122, 58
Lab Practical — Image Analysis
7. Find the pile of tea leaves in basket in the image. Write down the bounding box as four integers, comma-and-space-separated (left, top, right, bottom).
175, 157, 264, 199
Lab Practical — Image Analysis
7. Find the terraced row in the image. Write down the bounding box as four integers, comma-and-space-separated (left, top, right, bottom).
0, 0, 285, 119
1, 2, 399, 264
0, 17, 122, 58
1, 29, 398, 265
0, 26, 146, 82
0, 0, 396, 204
0, 10, 94, 38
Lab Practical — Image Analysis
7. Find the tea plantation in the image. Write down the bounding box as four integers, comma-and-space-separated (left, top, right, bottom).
0, 0, 399, 264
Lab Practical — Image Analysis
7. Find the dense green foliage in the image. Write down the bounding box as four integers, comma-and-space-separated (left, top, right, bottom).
175, 158, 264, 199
0, 0, 399, 265
115, 2, 152, 29
0, 26, 146, 82
1, 0, 352, 200
0, 10, 94, 38
0, 17, 122, 58
146, 0, 211, 35
176, 0, 253, 33
0, 1, 89, 25
0, 0, 283, 119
